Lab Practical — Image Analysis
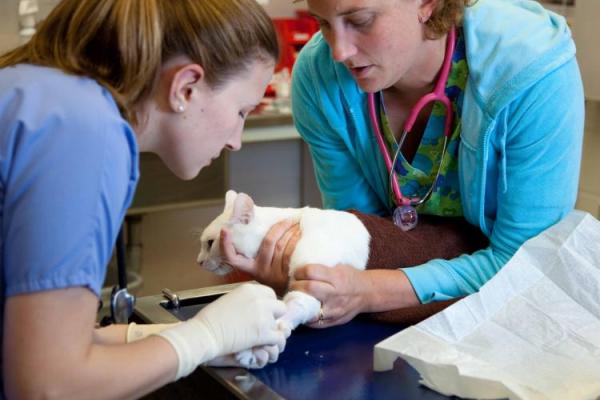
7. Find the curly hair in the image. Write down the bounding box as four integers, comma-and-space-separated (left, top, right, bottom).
425, 0, 475, 39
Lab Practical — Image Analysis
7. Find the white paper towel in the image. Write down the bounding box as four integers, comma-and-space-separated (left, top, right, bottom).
374, 211, 600, 400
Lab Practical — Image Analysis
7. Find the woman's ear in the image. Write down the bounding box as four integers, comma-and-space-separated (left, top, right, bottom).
168, 63, 205, 113
418, 0, 439, 23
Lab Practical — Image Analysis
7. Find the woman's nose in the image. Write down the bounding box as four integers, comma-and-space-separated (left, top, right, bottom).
330, 30, 356, 62
225, 127, 242, 151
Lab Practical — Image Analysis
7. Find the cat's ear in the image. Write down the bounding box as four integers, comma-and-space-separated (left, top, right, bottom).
230, 192, 255, 225
224, 190, 238, 211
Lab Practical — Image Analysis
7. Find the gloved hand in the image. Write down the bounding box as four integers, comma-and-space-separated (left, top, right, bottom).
157, 283, 287, 380
128, 323, 281, 369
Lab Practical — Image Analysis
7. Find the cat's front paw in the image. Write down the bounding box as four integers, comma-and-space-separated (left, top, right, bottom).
234, 344, 280, 369
213, 264, 233, 276
235, 349, 258, 368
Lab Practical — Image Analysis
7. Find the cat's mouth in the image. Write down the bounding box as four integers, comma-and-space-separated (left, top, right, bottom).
200, 258, 233, 276
215, 264, 233, 276
200, 259, 218, 271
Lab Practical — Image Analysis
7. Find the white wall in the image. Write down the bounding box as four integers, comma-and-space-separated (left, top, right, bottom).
0, 0, 61, 52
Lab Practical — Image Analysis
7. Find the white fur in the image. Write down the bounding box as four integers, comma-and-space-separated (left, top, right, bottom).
196, 190, 371, 368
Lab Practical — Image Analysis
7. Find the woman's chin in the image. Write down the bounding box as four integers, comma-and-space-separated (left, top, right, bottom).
163, 154, 218, 180
171, 165, 201, 181
355, 79, 384, 94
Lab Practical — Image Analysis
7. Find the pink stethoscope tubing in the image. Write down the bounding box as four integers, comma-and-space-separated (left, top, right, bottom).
367, 26, 456, 207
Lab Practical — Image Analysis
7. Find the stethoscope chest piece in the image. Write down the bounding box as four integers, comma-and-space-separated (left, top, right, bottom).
110, 286, 135, 324
393, 205, 418, 231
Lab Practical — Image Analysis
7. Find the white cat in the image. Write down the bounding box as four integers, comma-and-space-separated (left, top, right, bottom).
197, 190, 371, 367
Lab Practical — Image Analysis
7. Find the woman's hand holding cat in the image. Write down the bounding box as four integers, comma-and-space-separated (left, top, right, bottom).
290, 264, 372, 328
220, 219, 301, 296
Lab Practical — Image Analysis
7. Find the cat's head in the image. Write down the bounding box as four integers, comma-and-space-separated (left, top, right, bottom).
196, 190, 255, 275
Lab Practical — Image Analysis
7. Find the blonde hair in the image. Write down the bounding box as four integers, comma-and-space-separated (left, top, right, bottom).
0, 0, 279, 124
425, 0, 474, 39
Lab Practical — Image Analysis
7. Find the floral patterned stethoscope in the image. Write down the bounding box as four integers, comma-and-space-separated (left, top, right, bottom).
367, 26, 456, 231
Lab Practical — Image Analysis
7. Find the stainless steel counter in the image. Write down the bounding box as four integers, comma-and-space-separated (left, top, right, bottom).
135, 285, 449, 400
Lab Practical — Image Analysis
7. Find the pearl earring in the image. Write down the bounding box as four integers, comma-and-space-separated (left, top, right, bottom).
177, 104, 185, 113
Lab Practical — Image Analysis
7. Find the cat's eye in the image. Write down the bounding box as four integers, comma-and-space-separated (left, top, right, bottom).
207, 239, 214, 249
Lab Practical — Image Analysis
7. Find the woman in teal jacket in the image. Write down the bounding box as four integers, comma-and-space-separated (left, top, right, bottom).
280, 0, 585, 326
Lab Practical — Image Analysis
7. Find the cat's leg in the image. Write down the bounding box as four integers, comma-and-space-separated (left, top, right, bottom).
278, 290, 321, 334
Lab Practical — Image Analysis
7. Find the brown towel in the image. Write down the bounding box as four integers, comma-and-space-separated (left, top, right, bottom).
348, 210, 489, 325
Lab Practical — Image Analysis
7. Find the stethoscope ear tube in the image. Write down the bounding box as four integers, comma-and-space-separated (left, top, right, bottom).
367, 26, 456, 213
116, 227, 127, 290
109, 226, 136, 324
368, 93, 409, 206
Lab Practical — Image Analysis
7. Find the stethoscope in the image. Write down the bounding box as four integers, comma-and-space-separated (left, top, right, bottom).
367, 26, 456, 231
99, 226, 136, 326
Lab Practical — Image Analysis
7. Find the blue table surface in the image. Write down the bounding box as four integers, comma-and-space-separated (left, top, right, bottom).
168, 302, 453, 400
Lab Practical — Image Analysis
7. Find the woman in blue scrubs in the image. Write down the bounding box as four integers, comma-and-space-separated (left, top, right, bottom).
222, 0, 585, 328
0, 0, 287, 397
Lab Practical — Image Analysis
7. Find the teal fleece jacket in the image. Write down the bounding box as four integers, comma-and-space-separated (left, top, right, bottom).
291, 0, 585, 303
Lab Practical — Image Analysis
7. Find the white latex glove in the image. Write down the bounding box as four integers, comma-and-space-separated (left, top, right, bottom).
126, 322, 180, 343
128, 323, 279, 369
158, 283, 287, 380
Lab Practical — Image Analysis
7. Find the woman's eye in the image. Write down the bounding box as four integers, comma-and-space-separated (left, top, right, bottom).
207, 239, 214, 249
349, 16, 373, 28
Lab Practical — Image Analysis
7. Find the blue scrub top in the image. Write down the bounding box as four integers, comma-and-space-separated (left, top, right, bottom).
0, 66, 139, 384
0, 64, 139, 299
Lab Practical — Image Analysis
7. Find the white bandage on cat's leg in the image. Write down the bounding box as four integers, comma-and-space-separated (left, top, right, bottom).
279, 290, 321, 333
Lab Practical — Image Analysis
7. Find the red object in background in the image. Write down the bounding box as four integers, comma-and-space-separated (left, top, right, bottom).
273, 11, 319, 73
263, 11, 319, 98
